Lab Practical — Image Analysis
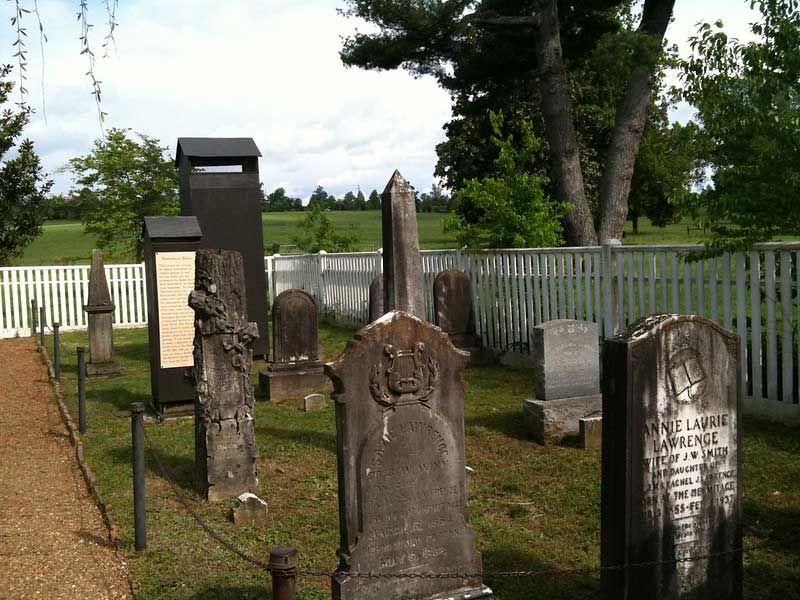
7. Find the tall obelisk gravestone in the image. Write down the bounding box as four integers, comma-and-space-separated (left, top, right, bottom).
601, 314, 742, 599
382, 170, 426, 319
83, 249, 121, 376
189, 249, 259, 502
326, 171, 490, 600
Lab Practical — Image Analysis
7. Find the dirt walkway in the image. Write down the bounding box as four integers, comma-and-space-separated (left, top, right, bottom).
0, 338, 129, 599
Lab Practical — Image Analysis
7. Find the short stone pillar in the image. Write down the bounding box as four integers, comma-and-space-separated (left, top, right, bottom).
189, 249, 259, 502
433, 268, 492, 366
522, 319, 601, 445
83, 249, 121, 376
259, 289, 325, 402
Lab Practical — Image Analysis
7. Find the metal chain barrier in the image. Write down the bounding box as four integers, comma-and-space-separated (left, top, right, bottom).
142, 422, 771, 581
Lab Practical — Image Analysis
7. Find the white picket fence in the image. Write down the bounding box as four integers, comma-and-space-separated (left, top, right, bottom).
270, 243, 800, 424
4, 242, 800, 422
0, 263, 148, 336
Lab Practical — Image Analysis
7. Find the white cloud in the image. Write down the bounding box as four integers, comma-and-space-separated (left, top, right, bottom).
0, 0, 451, 199
0, 1, 762, 196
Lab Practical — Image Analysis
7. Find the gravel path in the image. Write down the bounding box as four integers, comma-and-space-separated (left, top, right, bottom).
0, 338, 130, 599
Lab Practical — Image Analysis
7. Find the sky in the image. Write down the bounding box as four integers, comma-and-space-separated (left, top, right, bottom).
0, 0, 762, 201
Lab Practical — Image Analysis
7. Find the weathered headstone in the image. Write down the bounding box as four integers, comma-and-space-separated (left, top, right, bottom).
579, 416, 602, 450
368, 274, 384, 323
189, 249, 259, 502
326, 310, 491, 600
83, 249, 121, 376
230, 493, 268, 527
259, 289, 325, 402
303, 393, 326, 412
601, 314, 741, 599
523, 319, 601, 445
176, 137, 269, 358
143, 216, 203, 415
433, 268, 492, 366
382, 171, 426, 319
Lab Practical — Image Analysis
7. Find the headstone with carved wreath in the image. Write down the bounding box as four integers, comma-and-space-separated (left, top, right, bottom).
325, 310, 492, 600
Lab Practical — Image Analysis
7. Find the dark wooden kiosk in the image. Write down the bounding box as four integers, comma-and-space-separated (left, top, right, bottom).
175, 137, 269, 358
143, 216, 203, 415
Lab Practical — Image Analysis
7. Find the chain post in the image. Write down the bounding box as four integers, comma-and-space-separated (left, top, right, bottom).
39, 306, 46, 348
269, 547, 298, 600
77, 346, 87, 434
30, 299, 38, 337
53, 322, 61, 380
131, 402, 147, 551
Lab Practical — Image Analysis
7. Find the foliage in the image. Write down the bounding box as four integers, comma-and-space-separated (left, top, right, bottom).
367, 189, 381, 209
677, 0, 800, 253
340, 1, 684, 244
444, 112, 569, 248
291, 204, 357, 253
46, 194, 82, 220
0, 65, 52, 266
65, 128, 178, 261
263, 187, 302, 212
418, 183, 454, 213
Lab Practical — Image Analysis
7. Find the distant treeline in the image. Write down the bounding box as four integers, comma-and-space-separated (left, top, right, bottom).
262, 184, 460, 213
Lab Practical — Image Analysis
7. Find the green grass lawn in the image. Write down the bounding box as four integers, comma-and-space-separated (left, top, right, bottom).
39, 325, 800, 599
13, 212, 458, 266
21, 213, 800, 267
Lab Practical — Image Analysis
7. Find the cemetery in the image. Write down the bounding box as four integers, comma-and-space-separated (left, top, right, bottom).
1, 3, 799, 599
0, 167, 796, 600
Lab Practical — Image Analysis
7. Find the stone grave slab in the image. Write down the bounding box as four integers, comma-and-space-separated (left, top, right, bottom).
533, 319, 599, 400
190, 249, 259, 502
601, 314, 742, 599
523, 319, 601, 445
260, 289, 325, 402
433, 268, 493, 366
326, 310, 491, 600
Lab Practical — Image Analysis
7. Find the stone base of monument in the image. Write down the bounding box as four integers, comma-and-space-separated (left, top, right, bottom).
579, 415, 603, 449
522, 394, 602, 446
86, 360, 121, 377
258, 363, 326, 402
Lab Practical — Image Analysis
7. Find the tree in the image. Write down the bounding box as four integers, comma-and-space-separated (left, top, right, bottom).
367, 189, 381, 209
355, 190, 367, 210
308, 185, 332, 210
0, 65, 52, 266
419, 183, 451, 213
264, 187, 303, 212
46, 193, 82, 220
677, 1, 800, 253
340, 0, 676, 245
65, 128, 178, 261
444, 112, 569, 248
291, 204, 357, 252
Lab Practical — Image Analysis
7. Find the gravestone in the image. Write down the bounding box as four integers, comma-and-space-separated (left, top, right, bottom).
522, 319, 602, 445
433, 268, 492, 366
326, 310, 491, 600
83, 249, 121, 376
189, 249, 259, 502
259, 289, 325, 402
382, 171, 426, 319
368, 274, 384, 323
176, 137, 269, 358
230, 493, 268, 527
601, 314, 741, 599
143, 216, 203, 415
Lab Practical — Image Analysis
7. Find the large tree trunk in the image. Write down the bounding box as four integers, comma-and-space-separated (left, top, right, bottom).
597, 0, 675, 243
532, 0, 597, 247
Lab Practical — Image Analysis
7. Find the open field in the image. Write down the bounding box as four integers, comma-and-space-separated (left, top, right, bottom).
15, 213, 786, 267
13, 212, 457, 266
38, 325, 800, 599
